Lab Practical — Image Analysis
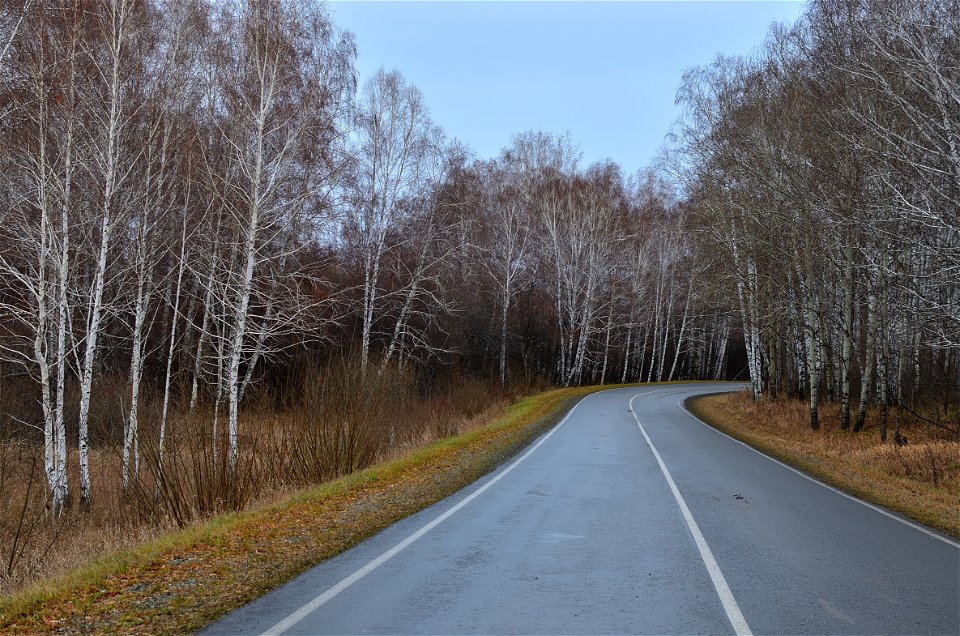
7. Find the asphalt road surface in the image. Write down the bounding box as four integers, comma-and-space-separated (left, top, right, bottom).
206, 383, 960, 635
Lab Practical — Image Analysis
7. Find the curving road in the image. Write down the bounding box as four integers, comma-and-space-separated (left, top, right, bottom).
206, 383, 960, 635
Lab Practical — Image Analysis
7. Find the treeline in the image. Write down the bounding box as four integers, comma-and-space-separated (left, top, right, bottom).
0, 0, 727, 519
675, 0, 960, 438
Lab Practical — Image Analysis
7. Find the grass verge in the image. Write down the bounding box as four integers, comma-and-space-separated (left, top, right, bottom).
0, 384, 628, 634
687, 391, 960, 541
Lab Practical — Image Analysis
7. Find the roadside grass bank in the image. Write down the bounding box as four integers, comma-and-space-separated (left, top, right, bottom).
688, 391, 960, 540
0, 363, 518, 599
0, 383, 626, 634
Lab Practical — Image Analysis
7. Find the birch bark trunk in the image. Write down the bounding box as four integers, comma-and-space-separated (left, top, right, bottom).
668, 273, 695, 381
840, 246, 855, 429
77, 0, 133, 506
855, 272, 880, 432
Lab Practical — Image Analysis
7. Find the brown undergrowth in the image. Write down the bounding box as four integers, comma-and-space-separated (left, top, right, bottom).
689, 391, 960, 539
0, 384, 613, 634
0, 360, 530, 600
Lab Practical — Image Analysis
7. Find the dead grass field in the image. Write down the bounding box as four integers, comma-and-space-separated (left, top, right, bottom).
0, 363, 524, 601
689, 391, 960, 539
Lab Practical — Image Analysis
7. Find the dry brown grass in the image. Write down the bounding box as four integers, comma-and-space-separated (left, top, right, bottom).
0, 362, 513, 600
689, 391, 960, 539
0, 443, 177, 595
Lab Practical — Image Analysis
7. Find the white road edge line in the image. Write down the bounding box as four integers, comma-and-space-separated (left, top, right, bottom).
259, 388, 612, 636
629, 392, 753, 636
676, 396, 960, 550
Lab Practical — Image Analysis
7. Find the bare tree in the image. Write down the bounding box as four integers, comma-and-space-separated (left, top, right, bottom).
205, 0, 353, 473
348, 69, 438, 373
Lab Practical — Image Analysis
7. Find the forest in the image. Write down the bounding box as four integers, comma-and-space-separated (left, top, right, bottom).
674, 0, 960, 438
0, 0, 957, 594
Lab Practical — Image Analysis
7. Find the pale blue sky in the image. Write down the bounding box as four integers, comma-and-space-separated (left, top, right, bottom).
328, 1, 805, 175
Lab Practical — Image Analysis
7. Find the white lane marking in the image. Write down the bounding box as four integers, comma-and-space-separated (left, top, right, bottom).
676, 397, 960, 549
260, 388, 617, 635
629, 392, 753, 636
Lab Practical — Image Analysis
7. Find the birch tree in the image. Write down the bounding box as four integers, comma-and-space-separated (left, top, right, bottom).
348, 69, 437, 373
0, 0, 85, 515
209, 0, 353, 473
71, 0, 149, 506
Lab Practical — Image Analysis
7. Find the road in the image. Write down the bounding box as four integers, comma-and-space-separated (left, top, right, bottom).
206, 383, 960, 635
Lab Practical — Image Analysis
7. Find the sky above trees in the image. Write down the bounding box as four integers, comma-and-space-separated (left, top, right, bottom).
329, 0, 805, 175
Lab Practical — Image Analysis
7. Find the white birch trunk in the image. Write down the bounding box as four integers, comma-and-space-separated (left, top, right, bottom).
647, 274, 662, 383
77, 203, 112, 506
620, 323, 633, 384
855, 275, 880, 432
600, 299, 614, 385
804, 297, 821, 430
239, 228, 293, 402
190, 229, 220, 410
226, 185, 261, 475
840, 246, 854, 429
658, 282, 676, 381
158, 207, 190, 485
34, 141, 68, 515
380, 277, 420, 373
77, 0, 131, 506
500, 281, 510, 386
668, 273, 695, 381
122, 265, 151, 490
714, 319, 730, 381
